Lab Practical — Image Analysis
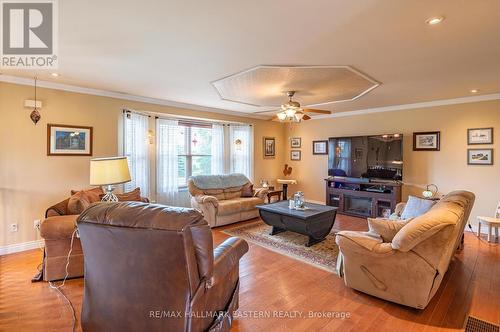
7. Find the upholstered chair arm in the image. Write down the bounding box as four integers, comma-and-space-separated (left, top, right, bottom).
191, 196, 218, 227
210, 237, 249, 286
253, 187, 269, 200
194, 195, 219, 208
336, 231, 394, 255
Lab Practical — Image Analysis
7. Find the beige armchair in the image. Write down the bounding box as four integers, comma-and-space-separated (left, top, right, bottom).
336, 190, 475, 309
188, 174, 268, 227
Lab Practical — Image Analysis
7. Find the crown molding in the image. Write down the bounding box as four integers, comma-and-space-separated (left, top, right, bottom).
2, 74, 499, 121
311, 93, 500, 120
0, 74, 266, 120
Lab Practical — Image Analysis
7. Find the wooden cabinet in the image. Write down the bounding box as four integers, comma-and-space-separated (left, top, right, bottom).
325, 178, 402, 218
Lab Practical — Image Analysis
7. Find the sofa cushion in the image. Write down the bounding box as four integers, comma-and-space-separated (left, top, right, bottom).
392, 204, 459, 252
400, 196, 436, 219
224, 186, 243, 200
71, 187, 104, 203
203, 189, 225, 200
241, 184, 254, 197
237, 197, 262, 212
367, 218, 411, 242
218, 199, 242, 216
67, 191, 93, 215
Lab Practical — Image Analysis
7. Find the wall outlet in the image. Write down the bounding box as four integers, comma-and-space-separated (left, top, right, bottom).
9, 223, 18, 232
34, 219, 41, 230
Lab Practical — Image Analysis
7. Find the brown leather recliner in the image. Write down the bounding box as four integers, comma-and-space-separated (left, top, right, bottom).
77, 202, 249, 332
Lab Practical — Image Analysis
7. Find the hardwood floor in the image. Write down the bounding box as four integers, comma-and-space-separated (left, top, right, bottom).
1, 215, 499, 331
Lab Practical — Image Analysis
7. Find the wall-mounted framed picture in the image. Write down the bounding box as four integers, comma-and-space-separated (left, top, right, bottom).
263, 137, 276, 159
413, 131, 440, 151
290, 150, 301, 161
467, 148, 493, 165
312, 140, 328, 155
47, 124, 93, 156
290, 137, 301, 148
468, 127, 493, 145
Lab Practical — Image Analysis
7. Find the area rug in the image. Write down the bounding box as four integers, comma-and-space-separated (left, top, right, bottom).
222, 221, 338, 273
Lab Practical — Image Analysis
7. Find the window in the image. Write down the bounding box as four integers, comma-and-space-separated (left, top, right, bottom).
176, 123, 212, 187
123, 111, 150, 197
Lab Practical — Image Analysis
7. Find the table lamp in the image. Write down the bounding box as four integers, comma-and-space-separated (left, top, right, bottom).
90, 156, 131, 202
422, 184, 439, 199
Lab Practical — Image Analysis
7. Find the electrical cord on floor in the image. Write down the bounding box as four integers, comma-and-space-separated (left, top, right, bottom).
48, 228, 78, 332
467, 223, 495, 244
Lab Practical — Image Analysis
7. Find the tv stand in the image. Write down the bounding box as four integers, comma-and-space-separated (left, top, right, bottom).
325, 178, 402, 218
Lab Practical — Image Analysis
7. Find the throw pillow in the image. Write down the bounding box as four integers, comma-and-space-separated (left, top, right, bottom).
241, 184, 254, 197
71, 187, 104, 203
99, 187, 143, 202
368, 218, 411, 242
400, 195, 436, 219
67, 191, 92, 215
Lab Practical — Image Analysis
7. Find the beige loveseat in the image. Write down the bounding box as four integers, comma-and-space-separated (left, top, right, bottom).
336, 190, 475, 309
188, 174, 268, 227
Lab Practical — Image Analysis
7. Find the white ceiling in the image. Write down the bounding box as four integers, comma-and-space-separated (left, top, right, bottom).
2, 0, 500, 117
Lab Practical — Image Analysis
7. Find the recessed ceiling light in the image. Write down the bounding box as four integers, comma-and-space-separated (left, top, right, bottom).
426, 16, 445, 25
51, 73, 59, 77
470, 89, 479, 93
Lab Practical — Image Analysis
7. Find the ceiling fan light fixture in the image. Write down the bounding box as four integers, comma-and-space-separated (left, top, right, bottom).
284, 108, 296, 117
277, 112, 287, 121
294, 112, 305, 121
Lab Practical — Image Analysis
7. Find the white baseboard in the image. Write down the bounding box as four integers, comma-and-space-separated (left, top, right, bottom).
0, 239, 44, 256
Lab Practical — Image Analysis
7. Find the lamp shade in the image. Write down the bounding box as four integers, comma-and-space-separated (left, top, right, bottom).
90, 157, 131, 186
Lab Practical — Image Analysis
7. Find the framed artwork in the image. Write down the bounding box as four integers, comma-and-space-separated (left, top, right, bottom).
468, 128, 493, 145
290, 137, 301, 148
312, 140, 328, 155
467, 149, 493, 165
413, 131, 440, 151
263, 137, 276, 159
290, 150, 301, 161
47, 124, 93, 156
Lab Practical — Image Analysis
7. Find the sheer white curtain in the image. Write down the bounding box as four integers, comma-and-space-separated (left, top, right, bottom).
211, 123, 225, 175
123, 111, 150, 197
229, 124, 253, 180
156, 118, 181, 205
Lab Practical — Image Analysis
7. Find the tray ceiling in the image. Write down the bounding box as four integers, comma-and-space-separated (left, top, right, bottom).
212, 66, 379, 107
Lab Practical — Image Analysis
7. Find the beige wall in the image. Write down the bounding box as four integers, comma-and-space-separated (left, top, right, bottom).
0, 82, 285, 247
286, 101, 500, 227
1, 80, 499, 247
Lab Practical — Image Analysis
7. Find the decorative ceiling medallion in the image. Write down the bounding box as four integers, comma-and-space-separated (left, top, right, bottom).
212, 65, 380, 108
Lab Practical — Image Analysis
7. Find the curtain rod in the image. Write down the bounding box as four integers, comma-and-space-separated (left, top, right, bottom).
124, 108, 252, 126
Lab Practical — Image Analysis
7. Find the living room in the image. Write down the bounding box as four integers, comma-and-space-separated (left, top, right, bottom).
1, 1, 500, 331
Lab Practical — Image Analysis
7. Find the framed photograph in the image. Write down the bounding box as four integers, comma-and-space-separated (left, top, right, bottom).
290, 150, 301, 161
47, 124, 93, 156
413, 131, 440, 151
468, 127, 493, 145
467, 149, 493, 165
290, 137, 301, 148
312, 140, 328, 155
263, 137, 276, 159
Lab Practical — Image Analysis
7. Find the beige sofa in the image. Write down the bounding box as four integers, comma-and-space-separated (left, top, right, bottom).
188, 174, 268, 227
336, 190, 475, 309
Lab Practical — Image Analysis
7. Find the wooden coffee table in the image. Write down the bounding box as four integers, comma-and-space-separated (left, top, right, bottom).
256, 201, 337, 247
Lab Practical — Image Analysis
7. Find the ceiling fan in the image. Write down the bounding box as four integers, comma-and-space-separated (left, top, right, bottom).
254, 91, 331, 122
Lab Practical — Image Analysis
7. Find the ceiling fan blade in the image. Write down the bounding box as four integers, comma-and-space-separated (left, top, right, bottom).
302, 108, 331, 114
253, 109, 279, 114
302, 114, 311, 120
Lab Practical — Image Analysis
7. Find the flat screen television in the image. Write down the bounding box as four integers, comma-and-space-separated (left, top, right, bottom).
328, 134, 403, 181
